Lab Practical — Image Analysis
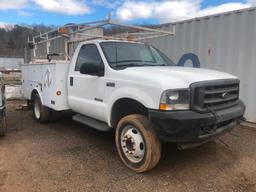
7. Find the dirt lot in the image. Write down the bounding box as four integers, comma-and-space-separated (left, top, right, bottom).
0, 101, 256, 192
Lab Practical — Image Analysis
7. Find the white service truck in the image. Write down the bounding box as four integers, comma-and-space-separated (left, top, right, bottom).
22, 40, 245, 172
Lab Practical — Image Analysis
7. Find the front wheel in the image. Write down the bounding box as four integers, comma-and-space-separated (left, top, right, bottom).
33, 94, 51, 123
115, 114, 161, 173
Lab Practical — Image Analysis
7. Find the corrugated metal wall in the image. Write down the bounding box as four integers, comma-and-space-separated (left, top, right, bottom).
144, 8, 256, 123
67, 28, 104, 58
49, 37, 66, 60
36, 42, 47, 59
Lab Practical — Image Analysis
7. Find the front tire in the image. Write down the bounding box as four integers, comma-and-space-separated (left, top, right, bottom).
115, 114, 161, 173
33, 94, 51, 123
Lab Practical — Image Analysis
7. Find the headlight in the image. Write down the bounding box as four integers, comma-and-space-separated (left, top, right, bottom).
159, 89, 190, 110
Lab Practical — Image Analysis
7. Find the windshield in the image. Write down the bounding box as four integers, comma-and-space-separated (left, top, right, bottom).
100, 42, 175, 69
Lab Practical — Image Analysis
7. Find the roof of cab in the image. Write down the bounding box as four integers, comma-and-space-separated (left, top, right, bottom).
81, 39, 143, 44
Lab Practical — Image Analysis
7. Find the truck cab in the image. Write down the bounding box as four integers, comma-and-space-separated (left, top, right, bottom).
22, 39, 245, 173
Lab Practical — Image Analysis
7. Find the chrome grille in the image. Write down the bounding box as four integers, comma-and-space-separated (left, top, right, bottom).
191, 79, 239, 112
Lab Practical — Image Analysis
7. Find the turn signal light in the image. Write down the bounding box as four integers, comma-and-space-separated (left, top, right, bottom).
159, 103, 168, 111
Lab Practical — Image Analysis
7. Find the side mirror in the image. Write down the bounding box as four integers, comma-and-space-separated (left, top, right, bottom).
80, 63, 104, 76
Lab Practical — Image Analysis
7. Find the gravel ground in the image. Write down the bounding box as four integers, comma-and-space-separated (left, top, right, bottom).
0, 100, 256, 192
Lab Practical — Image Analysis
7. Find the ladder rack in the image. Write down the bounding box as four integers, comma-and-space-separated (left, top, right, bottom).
26, 15, 175, 63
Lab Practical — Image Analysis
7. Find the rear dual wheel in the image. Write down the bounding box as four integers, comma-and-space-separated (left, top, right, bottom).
115, 114, 161, 173
33, 94, 51, 123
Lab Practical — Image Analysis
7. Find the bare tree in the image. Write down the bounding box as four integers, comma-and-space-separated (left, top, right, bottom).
0, 24, 55, 58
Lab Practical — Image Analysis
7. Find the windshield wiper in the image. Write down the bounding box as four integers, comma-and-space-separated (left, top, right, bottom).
115, 63, 148, 69
115, 63, 172, 69
115, 60, 144, 64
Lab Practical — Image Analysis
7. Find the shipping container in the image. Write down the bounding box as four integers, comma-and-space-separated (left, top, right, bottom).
144, 7, 256, 123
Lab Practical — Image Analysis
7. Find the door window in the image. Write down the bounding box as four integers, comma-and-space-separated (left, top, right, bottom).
75, 44, 103, 71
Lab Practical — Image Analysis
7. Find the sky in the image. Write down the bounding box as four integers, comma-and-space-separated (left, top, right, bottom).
0, 0, 255, 27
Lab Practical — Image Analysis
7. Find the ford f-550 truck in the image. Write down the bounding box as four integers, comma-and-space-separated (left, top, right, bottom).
22, 40, 245, 172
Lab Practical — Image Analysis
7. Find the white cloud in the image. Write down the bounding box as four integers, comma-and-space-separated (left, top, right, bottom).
33, 0, 91, 15
116, 0, 252, 23
91, 0, 122, 9
0, 0, 254, 22
0, 0, 91, 15
0, 0, 27, 10
248, 0, 256, 5
198, 3, 250, 17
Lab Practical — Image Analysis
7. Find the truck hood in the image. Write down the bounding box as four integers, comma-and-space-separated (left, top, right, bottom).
118, 66, 237, 89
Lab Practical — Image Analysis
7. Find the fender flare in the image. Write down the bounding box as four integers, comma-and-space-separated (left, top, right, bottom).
108, 97, 149, 127
30, 88, 44, 105
106, 87, 156, 126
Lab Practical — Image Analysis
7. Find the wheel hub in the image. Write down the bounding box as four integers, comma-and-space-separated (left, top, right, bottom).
121, 126, 145, 163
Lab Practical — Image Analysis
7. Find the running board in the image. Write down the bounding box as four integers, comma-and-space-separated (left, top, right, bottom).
72, 114, 111, 132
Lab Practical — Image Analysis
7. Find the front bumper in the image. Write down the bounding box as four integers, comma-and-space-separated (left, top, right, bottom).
149, 100, 245, 143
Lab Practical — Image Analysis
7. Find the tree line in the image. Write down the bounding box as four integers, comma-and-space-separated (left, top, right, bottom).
0, 24, 54, 58
0, 23, 156, 58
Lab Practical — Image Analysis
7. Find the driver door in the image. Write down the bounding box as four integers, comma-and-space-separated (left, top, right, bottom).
68, 44, 107, 122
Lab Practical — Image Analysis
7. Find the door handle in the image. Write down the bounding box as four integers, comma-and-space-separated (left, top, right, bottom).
70, 77, 74, 86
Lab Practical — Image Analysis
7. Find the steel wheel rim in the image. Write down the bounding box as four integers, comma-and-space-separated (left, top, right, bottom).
120, 125, 145, 163
34, 99, 40, 119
